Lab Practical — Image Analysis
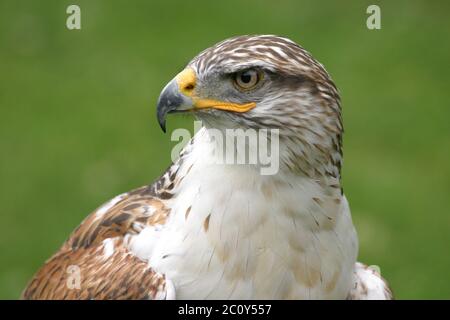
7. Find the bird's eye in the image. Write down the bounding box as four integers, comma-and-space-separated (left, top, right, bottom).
233, 69, 262, 90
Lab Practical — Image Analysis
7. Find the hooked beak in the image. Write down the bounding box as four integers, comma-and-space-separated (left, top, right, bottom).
156, 68, 256, 132
156, 77, 193, 132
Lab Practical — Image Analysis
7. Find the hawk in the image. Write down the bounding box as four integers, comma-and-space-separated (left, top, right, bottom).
22, 35, 392, 300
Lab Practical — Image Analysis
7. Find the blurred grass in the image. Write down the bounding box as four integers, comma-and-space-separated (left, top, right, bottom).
0, 0, 449, 299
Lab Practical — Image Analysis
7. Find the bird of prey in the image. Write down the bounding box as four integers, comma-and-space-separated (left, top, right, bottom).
22, 35, 392, 300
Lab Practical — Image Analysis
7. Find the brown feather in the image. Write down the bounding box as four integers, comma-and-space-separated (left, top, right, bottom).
22, 185, 172, 300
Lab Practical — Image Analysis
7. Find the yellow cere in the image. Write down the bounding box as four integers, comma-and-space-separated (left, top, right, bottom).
176, 68, 197, 96
176, 68, 257, 113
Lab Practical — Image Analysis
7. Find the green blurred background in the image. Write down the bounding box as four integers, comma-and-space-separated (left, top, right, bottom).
1, 0, 449, 299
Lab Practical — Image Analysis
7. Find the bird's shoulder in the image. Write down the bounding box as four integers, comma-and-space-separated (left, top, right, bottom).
348, 262, 394, 300
22, 182, 174, 300
68, 185, 171, 249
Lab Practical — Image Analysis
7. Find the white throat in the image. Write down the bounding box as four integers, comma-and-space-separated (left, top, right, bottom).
129, 128, 358, 299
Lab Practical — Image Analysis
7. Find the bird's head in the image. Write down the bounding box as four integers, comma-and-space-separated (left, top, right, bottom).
157, 35, 343, 179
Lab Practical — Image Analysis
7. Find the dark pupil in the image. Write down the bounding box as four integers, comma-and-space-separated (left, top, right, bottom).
240, 72, 253, 84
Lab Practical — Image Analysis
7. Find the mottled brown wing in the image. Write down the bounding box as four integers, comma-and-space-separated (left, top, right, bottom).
22, 186, 171, 300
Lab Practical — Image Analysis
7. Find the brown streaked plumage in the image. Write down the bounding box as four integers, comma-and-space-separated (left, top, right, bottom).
22, 185, 173, 299
23, 240, 165, 300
